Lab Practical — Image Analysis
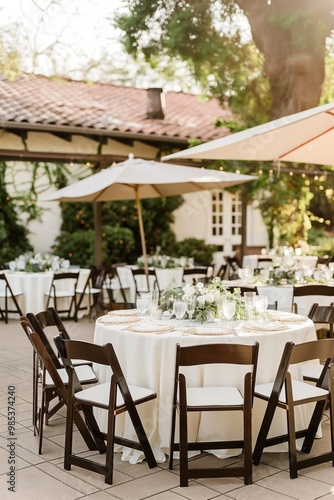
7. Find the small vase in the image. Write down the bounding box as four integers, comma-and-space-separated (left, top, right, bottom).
206, 311, 215, 323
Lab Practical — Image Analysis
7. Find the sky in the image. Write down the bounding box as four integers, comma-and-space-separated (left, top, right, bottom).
0, 0, 127, 79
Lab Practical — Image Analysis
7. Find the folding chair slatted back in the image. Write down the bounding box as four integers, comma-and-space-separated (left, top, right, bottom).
45, 271, 80, 321
0, 273, 23, 322
58, 338, 157, 484
169, 341, 259, 486
20, 318, 99, 455
253, 338, 334, 479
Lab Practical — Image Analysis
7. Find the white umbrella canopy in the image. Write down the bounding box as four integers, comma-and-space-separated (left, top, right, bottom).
162, 102, 334, 165
40, 155, 256, 270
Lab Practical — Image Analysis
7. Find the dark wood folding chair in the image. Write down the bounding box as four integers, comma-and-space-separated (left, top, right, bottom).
55, 337, 157, 484
0, 273, 23, 323
227, 286, 258, 295
225, 255, 241, 279
182, 267, 210, 285
20, 318, 102, 456
169, 342, 259, 486
293, 284, 334, 315
131, 268, 160, 297
23, 309, 97, 453
216, 263, 228, 280
75, 269, 104, 319
106, 302, 137, 311
45, 271, 80, 321
253, 339, 334, 479
302, 304, 334, 384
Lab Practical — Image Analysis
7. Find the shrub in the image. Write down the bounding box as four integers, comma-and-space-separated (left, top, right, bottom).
172, 238, 217, 265
52, 226, 135, 268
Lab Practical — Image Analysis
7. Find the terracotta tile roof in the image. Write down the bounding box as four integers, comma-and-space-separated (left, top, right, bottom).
0, 74, 232, 143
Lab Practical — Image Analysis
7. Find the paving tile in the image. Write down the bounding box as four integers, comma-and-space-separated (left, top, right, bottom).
256, 470, 333, 499
105, 469, 180, 499
2, 318, 334, 500
0, 465, 84, 500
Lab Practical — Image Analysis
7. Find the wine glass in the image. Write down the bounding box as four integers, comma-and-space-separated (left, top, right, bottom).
150, 289, 160, 318
137, 295, 150, 315
186, 296, 197, 322
255, 296, 268, 322
173, 299, 187, 321
221, 300, 236, 330
244, 291, 256, 320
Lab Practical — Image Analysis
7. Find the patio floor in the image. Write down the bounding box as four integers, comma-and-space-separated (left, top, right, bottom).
1, 318, 334, 500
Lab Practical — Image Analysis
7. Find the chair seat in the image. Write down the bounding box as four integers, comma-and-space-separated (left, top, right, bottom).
75, 381, 156, 408
186, 386, 244, 407
45, 364, 97, 387
255, 379, 328, 404
76, 287, 101, 295
0, 289, 23, 297
46, 290, 75, 298
59, 358, 92, 367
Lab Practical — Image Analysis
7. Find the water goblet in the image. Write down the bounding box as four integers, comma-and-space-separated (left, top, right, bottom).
137, 295, 150, 315
173, 299, 187, 321
150, 289, 160, 318
186, 296, 197, 322
221, 299, 236, 330
244, 291, 256, 320
255, 296, 268, 322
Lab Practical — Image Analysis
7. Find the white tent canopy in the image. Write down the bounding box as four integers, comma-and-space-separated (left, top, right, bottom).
162, 102, 334, 166
40, 155, 256, 269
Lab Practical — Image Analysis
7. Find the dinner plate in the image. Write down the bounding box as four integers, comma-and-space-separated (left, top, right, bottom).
242, 321, 288, 333
184, 326, 235, 336
98, 315, 141, 325
108, 309, 141, 316
268, 312, 308, 322
126, 324, 174, 334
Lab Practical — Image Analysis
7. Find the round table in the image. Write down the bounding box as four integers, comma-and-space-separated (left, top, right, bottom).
3, 268, 90, 315
116, 266, 184, 303
93, 312, 317, 464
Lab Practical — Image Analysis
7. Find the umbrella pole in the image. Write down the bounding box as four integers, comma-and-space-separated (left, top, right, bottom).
135, 187, 150, 287
94, 202, 102, 268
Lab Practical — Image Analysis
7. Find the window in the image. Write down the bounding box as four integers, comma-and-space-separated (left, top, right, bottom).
210, 190, 242, 253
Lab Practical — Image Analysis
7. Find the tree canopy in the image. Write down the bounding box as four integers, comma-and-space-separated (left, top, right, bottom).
116, 0, 334, 124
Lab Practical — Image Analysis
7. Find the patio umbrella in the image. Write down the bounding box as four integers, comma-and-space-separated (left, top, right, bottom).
161, 101, 334, 165
40, 155, 255, 272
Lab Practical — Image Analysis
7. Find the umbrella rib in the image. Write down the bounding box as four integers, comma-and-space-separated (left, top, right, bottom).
279, 126, 334, 160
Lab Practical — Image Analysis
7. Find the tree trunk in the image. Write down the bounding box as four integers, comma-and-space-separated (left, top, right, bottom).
236, 0, 334, 118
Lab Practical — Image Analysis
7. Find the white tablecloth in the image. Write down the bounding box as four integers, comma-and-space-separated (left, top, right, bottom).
93, 313, 316, 464
243, 255, 318, 270
224, 279, 334, 316
116, 266, 184, 303
2, 268, 90, 315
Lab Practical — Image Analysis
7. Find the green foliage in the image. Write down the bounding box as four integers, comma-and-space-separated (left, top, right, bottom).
171, 237, 217, 265
307, 229, 334, 257
0, 162, 32, 263
52, 226, 135, 268
116, 0, 271, 126
59, 195, 184, 261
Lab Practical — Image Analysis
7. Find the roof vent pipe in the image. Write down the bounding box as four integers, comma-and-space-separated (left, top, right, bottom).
146, 87, 165, 119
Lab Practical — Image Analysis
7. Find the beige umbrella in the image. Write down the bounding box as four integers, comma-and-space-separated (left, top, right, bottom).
40, 155, 256, 271
162, 101, 334, 165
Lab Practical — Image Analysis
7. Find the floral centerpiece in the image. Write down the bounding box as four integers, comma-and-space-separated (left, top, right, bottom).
8, 252, 70, 273
160, 277, 248, 323
137, 254, 194, 269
